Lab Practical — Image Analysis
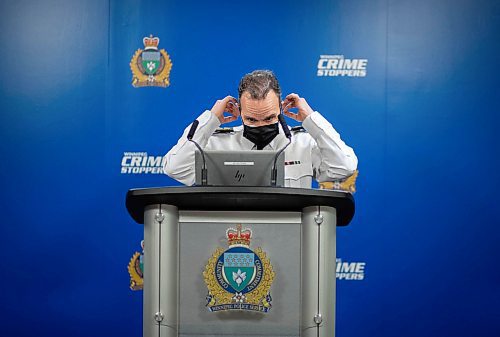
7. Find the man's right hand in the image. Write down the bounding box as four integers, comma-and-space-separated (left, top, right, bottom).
210, 96, 240, 124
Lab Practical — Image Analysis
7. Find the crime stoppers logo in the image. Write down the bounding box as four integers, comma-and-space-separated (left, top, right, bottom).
121, 152, 166, 174
317, 55, 368, 77
336, 258, 366, 280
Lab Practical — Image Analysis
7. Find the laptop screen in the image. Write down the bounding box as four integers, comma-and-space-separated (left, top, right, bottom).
194, 150, 284, 186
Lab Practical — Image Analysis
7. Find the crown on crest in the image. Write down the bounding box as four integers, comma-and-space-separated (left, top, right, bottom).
143, 35, 160, 50
226, 224, 252, 247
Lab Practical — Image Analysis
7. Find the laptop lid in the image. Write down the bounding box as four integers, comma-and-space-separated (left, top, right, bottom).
195, 150, 284, 186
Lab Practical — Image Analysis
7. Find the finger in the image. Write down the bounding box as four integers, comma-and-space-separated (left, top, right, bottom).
285, 93, 300, 101
282, 103, 296, 116
226, 101, 240, 117
222, 95, 237, 104
282, 101, 294, 111
283, 95, 299, 108
233, 103, 241, 116
283, 110, 299, 121
226, 109, 239, 118
227, 100, 239, 109
222, 115, 238, 124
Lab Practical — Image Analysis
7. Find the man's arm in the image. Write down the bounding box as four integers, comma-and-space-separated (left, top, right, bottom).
282, 93, 358, 182
163, 96, 239, 185
163, 110, 220, 185
302, 111, 358, 181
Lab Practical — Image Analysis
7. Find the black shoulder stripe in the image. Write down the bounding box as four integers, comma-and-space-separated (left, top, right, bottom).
213, 127, 234, 134
291, 126, 306, 133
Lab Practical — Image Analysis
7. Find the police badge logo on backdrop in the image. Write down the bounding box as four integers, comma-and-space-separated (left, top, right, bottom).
203, 225, 275, 313
130, 34, 172, 88
128, 240, 144, 290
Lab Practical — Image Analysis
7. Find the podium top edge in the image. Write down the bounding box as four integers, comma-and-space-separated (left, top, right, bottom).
125, 186, 355, 226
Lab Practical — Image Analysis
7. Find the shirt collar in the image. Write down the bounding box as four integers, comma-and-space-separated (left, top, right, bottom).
269, 129, 287, 150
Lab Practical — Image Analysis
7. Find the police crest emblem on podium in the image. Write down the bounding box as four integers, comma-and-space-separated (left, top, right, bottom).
203, 225, 275, 312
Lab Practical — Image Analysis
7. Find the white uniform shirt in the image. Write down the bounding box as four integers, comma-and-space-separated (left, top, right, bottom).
164, 110, 358, 188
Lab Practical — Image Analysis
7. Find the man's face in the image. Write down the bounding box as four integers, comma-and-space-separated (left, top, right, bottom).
239, 91, 280, 127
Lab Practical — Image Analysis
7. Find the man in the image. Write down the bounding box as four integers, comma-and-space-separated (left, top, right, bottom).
164, 70, 357, 188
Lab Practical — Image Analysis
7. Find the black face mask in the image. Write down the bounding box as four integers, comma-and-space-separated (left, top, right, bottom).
243, 122, 279, 150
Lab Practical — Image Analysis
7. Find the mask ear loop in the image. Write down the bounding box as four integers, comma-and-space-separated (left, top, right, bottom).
281, 98, 294, 118
279, 96, 284, 117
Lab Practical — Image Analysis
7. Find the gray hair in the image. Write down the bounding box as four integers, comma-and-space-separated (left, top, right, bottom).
238, 70, 281, 101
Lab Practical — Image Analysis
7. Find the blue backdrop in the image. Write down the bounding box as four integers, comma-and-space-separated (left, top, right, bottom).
1, 0, 499, 336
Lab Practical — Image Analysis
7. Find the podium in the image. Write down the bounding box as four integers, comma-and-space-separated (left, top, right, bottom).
126, 186, 354, 337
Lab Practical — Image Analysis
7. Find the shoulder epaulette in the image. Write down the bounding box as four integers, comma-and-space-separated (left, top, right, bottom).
213, 127, 234, 134
291, 126, 307, 133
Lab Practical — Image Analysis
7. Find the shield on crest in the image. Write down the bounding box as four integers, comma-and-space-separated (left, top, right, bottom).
141, 51, 161, 75
223, 248, 255, 292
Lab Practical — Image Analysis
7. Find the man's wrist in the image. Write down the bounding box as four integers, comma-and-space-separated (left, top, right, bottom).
207, 110, 222, 128
210, 110, 223, 124
302, 111, 325, 138
302, 111, 315, 126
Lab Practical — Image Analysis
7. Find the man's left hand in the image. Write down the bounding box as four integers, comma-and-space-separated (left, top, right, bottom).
282, 93, 314, 122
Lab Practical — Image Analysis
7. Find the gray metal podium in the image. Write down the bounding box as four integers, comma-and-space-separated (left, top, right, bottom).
126, 186, 354, 337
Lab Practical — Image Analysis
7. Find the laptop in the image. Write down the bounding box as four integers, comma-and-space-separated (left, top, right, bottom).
194, 150, 285, 186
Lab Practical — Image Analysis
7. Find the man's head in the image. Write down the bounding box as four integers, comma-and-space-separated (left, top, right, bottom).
238, 70, 281, 127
